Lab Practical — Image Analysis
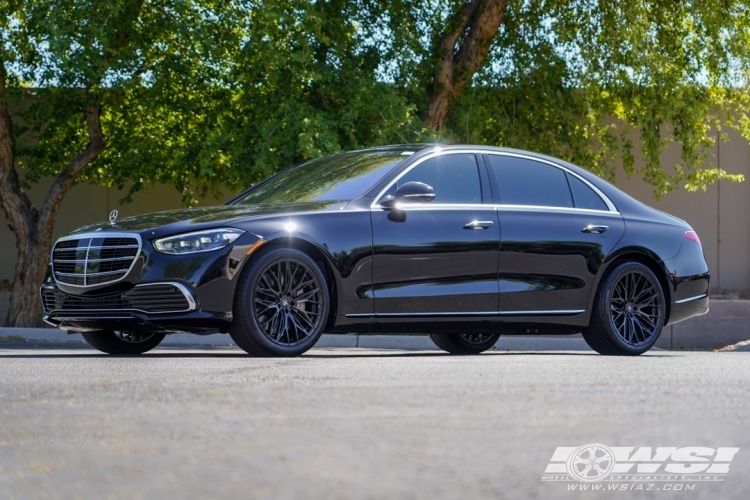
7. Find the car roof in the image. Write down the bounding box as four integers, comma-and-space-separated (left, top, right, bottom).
358, 144, 677, 223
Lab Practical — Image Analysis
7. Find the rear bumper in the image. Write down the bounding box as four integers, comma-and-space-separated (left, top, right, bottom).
661, 237, 710, 326
667, 294, 709, 326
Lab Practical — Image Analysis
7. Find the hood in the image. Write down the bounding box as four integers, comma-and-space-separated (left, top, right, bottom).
67, 201, 349, 237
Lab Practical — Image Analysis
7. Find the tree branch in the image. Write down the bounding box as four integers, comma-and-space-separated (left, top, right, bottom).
38, 92, 106, 235
37, 0, 145, 234
426, 0, 509, 131
0, 57, 36, 239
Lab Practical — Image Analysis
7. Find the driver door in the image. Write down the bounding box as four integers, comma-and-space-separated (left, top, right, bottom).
371, 152, 500, 315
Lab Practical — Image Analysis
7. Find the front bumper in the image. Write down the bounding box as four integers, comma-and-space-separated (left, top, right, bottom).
40, 228, 266, 333
41, 282, 233, 334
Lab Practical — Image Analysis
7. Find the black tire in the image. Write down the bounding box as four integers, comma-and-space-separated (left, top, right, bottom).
229, 246, 330, 357
429, 332, 501, 354
81, 331, 166, 355
584, 261, 666, 356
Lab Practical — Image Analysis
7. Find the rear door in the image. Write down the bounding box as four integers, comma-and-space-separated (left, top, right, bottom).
483, 153, 625, 315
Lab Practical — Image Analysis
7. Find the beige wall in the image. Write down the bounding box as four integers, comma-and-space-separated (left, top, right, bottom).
0, 183, 234, 282
1, 133, 749, 290
616, 127, 750, 290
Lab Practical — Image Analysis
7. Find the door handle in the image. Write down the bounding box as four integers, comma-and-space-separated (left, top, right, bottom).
464, 220, 494, 230
582, 224, 608, 234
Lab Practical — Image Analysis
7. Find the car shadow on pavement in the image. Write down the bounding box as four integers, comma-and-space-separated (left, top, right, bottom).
0, 343, 675, 359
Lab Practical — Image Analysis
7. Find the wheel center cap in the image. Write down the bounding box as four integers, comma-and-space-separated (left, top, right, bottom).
281, 298, 290, 308
626, 304, 634, 313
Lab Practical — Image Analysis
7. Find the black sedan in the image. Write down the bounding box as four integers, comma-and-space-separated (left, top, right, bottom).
41, 144, 709, 356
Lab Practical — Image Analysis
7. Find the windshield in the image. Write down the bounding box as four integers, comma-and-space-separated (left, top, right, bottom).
235, 150, 408, 204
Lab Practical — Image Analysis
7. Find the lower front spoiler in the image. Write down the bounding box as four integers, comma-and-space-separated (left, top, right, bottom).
43, 310, 232, 334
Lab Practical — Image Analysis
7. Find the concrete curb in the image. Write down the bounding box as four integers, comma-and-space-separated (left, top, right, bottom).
0, 327, 595, 351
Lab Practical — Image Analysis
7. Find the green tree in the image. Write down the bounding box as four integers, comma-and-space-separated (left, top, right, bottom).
3, 0, 750, 327
0, 0, 424, 327
416, 0, 750, 196
0, 0, 249, 326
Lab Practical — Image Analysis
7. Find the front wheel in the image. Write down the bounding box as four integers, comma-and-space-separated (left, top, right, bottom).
81, 331, 166, 355
229, 247, 330, 356
583, 261, 666, 356
429, 332, 501, 354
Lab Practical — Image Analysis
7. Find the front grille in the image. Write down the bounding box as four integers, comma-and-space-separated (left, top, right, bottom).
52, 234, 140, 286
41, 284, 192, 314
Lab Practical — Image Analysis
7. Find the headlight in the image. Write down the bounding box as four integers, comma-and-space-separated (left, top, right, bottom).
153, 228, 244, 254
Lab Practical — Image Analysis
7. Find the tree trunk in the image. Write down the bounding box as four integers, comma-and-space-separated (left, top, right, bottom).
426, 0, 509, 131
0, 60, 106, 327
5, 229, 52, 328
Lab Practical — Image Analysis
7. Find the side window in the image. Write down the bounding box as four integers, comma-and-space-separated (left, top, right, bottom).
567, 173, 608, 211
487, 155, 573, 208
397, 153, 481, 204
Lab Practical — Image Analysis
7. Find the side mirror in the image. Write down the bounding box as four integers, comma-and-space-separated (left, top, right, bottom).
381, 181, 436, 208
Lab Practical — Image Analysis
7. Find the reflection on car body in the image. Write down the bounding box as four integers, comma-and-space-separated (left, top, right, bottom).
41, 144, 709, 356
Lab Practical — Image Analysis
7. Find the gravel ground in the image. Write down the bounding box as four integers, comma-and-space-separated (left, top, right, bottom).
1, 342, 748, 499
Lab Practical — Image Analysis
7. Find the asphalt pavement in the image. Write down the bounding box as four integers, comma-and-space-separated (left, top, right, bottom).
1, 342, 749, 499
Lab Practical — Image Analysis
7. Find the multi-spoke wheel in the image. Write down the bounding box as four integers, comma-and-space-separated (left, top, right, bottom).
81, 330, 166, 354
583, 261, 666, 355
429, 332, 501, 354
230, 247, 329, 356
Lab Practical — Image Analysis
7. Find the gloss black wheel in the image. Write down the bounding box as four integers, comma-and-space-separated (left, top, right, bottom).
609, 270, 663, 347
584, 261, 665, 356
253, 258, 324, 346
230, 247, 329, 356
81, 330, 165, 354
429, 332, 501, 354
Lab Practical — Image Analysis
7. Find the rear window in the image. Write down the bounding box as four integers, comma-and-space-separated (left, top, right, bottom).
487, 155, 573, 208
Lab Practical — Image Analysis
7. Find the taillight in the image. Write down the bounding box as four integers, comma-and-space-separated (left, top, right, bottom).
685, 231, 701, 246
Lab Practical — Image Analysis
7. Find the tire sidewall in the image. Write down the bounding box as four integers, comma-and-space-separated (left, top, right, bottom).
457, 333, 501, 353
236, 247, 329, 355
598, 262, 666, 355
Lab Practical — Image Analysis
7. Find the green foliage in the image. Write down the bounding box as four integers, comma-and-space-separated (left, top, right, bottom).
445, 0, 750, 198
3, 0, 750, 203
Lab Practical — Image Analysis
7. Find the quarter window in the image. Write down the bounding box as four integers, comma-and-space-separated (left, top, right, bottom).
396, 153, 482, 204
567, 173, 608, 211
487, 155, 573, 208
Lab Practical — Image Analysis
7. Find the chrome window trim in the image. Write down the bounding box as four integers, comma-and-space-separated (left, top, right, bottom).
375, 202, 619, 216
41, 281, 197, 315
483, 151, 618, 213
495, 204, 620, 216
51, 232, 143, 289
674, 293, 707, 304
375, 203, 495, 211
370, 148, 619, 214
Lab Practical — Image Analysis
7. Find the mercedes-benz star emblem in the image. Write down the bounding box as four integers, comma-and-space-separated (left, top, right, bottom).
109, 209, 119, 226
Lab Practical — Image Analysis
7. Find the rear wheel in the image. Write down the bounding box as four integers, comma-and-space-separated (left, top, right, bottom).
429, 332, 501, 354
229, 247, 329, 356
584, 261, 666, 356
81, 331, 165, 354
